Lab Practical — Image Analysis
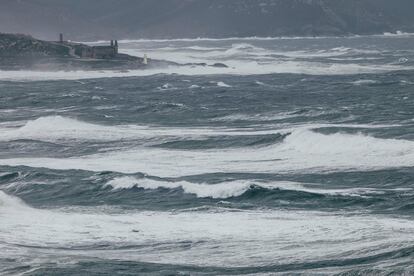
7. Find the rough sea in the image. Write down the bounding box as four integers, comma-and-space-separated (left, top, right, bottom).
1, 34, 414, 275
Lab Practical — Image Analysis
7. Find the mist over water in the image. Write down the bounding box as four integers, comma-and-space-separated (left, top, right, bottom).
1, 35, 414, 275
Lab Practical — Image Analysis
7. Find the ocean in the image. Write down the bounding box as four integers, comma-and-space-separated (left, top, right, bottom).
1, 34, 414, 275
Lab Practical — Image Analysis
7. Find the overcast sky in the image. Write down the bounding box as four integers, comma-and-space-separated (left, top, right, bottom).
2, 0, 414, 40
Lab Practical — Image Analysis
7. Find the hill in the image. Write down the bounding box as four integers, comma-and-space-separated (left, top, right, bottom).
1, 0, 414, 40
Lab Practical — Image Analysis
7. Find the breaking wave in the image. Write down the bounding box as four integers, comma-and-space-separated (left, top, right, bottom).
1, 62, 409, 81
106, 177, 254, 198
1, 190, 414, 268
216, 81, 232, 87
105, 177, 382, 199
0, 116, 288, 142
0, 116, 401, 143
0, 127, 413, 177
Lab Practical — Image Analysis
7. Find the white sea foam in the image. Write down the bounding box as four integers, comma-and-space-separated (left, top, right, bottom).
0, 115, 401, 143
0, 190, 27, 209
105, 177, 384, 198
0, 116, 292, 142
1, 127, 413, 177
255, 81, 267, 86
216, 81, 232, 87
189, 84, 201, 89
121, 41, 405, 75
381, 31, 414, 37
106, 177, 253, 198
351, 79, 379, 85
121, 42, 385, 70
2, 61, 407, 82
8, 61, 414, 81
1, 191, 414, 268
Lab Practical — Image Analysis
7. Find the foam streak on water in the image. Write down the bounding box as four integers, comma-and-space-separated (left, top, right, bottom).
1, 191, 414, 269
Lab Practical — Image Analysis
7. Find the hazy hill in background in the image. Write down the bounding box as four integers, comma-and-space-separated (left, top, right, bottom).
1, 0, 414, 41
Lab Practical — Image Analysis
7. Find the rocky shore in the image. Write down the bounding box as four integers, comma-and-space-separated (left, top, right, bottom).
0, 33, 171, 71
0, 33, 229, 71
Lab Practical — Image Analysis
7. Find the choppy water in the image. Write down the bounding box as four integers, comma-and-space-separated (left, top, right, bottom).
1, 34, 414, 275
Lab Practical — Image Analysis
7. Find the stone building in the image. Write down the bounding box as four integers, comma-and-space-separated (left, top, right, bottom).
91, 40, 118, 59
59, 34, 119, 59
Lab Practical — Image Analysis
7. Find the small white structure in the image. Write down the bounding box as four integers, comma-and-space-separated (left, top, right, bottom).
143, 54, 148, 65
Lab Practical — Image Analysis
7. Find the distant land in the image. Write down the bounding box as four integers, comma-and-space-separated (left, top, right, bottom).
0, 33, 228, 71
0, 33, 148, 70
1, 0, 414, 41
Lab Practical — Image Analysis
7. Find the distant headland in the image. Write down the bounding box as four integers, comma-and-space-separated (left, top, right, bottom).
0, 33, 228, 71
0, 33, 166, 71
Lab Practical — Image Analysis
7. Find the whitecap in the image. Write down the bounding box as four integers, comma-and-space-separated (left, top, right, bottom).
1, 127, 413, 177
189, 84, 201, 89
0, 116, 288, 143
1, 191, 414, 268
351, 79, 379, 85
217, 81, 232, 88
0, 118, 410, 178
105, 177, 386, 198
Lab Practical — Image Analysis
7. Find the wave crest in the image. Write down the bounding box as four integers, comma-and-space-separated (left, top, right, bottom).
105, 177, 380, 199
105, 177, 255, 199
0, 116, 282, 142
